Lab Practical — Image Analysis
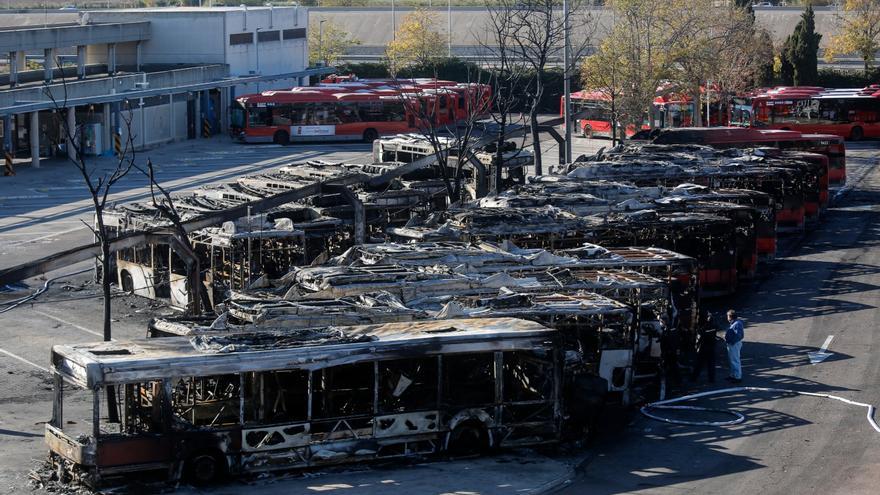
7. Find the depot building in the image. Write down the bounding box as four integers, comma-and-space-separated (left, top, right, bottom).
0, 6, 327, 167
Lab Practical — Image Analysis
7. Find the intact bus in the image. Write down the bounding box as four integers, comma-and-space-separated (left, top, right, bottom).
567, 91, 694, 139
232, 91, 416, 144
751, 85, 880, 141
46, 318, 568, 487
649, 126, 847, 187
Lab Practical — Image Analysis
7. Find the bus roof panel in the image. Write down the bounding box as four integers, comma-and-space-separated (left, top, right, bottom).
51, 317, 554, 387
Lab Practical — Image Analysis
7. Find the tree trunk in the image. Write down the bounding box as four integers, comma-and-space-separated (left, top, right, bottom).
530, 110, 542, 176
611, 96, 617, 146
93, 211, 113, 342
530, 74, 544, 176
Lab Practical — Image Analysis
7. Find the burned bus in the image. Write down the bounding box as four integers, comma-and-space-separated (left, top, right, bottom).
47, 318, 565, 487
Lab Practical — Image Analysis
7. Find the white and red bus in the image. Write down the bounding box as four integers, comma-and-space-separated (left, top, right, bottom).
751, 85, 880, 141
233, 90, 415, 144
566, 90, 696, 139
233, 81, 491, 144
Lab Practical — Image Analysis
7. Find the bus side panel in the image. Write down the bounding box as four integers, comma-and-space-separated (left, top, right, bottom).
96, 436, 174, 468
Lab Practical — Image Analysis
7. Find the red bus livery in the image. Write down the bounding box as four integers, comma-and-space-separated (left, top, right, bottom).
752, 85, 880, 142
232, 80, 491, 144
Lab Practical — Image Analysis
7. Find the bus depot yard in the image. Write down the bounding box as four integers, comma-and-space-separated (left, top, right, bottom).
0, 107, 877, 494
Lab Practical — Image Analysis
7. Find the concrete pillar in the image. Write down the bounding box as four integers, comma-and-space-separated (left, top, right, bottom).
2, 115, 11, 153
29, 111, 39, 168
102, 103, 112, 154
169, 94, 175, 142
107, 43, 116, 75
44, 48, 55, 83
139, 100, 146, 149
76, 45, 86, 80
66, 107, 76, 162
193, 92, 201, 140
219, 87, 229, 134
135, 41, 142, 72
9, 51, 18, 87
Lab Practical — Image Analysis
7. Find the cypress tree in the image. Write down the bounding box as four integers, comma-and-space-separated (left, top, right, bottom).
786, 5, 822, 86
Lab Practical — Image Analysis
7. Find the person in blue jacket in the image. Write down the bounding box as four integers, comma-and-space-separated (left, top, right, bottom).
725, 309, 744, 383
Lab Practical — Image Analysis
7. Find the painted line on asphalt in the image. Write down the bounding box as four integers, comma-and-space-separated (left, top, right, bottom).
33, 310, 104, 338
5, 226, 84, 247
0, 347, 50, 374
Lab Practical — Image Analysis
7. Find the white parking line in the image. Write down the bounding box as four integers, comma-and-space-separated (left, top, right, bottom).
34, 310, 104, 338
0, 347, 50, 374
5, 226, 85, 247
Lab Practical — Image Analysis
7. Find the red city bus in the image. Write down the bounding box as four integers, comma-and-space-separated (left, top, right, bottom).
233, 80, 491, 144
752, 86, 880, 141
566, 90, 642, 139
233, 91, 416, 144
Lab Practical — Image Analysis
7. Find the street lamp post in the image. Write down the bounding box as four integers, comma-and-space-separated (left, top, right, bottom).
255, 27, 262, 92
392, 0, 396, 40
562, 0, 572, 164
447, 0, 452, 57
319, 19, 326, 66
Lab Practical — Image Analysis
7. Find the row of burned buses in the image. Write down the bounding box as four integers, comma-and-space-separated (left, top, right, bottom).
48, 128, 845, 487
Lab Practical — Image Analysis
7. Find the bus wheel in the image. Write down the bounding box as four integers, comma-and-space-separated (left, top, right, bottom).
273, 130, 290, 145
362, 128, 379, 143
120, 271, 134, 293
447, 421, 491, 457
850, 126, 864, 141
186, 452, 224, 485
582, 125, 592, 139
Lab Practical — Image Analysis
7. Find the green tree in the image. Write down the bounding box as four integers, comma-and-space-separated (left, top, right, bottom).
385, 8, 446, 72
308, 19, 360, 66
785, 5, 822, 86
825, 0, 880, 73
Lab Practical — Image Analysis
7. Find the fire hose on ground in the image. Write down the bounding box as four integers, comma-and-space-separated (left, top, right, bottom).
640, 386, 880, 432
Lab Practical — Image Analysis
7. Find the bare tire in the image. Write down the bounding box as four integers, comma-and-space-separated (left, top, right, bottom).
362, 128, 379, 143
273, 130, 290, 145
120, 271, 134, 293
850, 126, 864, 141
186, 452, 224, 485
447, 421, 490, 457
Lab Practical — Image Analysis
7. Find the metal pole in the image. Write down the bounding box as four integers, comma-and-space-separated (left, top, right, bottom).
562, 0, 572, 164
255, 28, 261, 75
319, 20, 325, 66
392, 0, 396, 40
705, 80, 711, 127
447, 0, 452, 57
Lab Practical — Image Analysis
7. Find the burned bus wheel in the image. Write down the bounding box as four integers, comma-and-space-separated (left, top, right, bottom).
120, 271, 134, 293
186, 452, 224, 485
447, 421, 490, 457
273, 130, 290, 145
362, 128, 379, 143
850, 126, 864, 142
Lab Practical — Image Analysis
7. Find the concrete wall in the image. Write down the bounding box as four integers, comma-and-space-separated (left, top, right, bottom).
87, 7, 308, 78
119, 95, 189, 149
312, 6, 850, 55
223, 7, 309, 77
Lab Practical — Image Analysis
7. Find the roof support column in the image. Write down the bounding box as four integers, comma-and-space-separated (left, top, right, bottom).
3, 114, 12, 156
43, 48, 55, 83
8, 51, 18, 87
193, 92, 201, 140
102, 103, 112, 155
169, 94, 175, 142
29, 111, 40, 169
136, 41, 142, 72
66, 107, 76, 162
107, 43, 116, 75
219, 87, 229, 135
76, 45, 86, 80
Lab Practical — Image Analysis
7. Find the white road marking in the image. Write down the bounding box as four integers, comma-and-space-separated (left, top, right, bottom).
4, 226, 85, 247
0, 347, 50, 374
808, 335, 834, 365
33, 310, 105, 338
